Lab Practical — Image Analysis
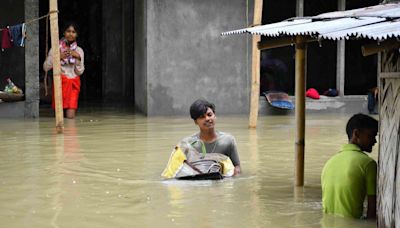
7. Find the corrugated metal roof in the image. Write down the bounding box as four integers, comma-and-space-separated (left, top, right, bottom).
223, 19, 311, 36
321, 19, 400, 40
222, 3, 400, 41
316, 3, 400, 18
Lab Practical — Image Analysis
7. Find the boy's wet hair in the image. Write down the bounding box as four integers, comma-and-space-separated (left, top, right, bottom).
346, 113, 378, 140
190, 99, 215, 120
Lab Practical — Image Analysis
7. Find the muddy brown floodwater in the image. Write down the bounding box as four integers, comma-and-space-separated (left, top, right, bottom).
0, 111, 377, 227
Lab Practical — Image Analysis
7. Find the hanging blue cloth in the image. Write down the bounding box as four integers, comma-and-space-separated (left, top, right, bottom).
9, 23, 26, 47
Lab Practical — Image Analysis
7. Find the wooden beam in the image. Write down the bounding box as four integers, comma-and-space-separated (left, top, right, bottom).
257, 37, 316, 51
258, 37, 293, 50
295, 36, 306, 187
380, 72, 400, 79
362, 40, 400, 57
49, 0, 64, 133
248, 0, 263, 128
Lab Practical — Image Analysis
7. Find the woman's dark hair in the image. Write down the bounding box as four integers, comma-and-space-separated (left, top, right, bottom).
62, 21, 79, 34
346, 113, 378, 140
190, 99, 216, 120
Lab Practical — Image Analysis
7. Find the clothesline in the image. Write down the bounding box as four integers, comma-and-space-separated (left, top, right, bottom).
0, 10, 58, 31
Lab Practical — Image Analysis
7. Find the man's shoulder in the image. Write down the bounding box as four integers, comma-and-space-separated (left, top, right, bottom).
217, 131, 235, 140
339, 144, 375, 159
216, 131, 236, 145
326, 144, 376, 172
180, 131, 236, 144
181, 133, 200, 144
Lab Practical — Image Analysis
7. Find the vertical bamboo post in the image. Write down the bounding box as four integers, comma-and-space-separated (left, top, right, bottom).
248, 0, 263, 128
295, 36, 306, 186
49, 0, 64, 133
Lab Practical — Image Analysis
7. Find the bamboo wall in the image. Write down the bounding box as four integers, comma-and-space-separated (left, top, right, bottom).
378, 48, 400, 228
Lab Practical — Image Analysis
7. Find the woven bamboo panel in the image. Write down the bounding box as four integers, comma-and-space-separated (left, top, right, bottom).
378, 78, 400, 228
382, 50, 400, 73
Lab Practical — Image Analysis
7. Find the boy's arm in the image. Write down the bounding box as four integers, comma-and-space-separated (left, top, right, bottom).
230, 136, 241, 175
234, 165, 241, 175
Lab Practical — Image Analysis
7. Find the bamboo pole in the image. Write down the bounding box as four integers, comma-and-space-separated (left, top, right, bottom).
295, 36, 306, 186
248, 0, 263, 128
49, 0, 64, 133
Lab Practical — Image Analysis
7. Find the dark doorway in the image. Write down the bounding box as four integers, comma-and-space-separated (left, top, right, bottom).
261, 0, 296, 95
344, 0, 380, 95
39, 0, 103, 103
304, 0, 337, 94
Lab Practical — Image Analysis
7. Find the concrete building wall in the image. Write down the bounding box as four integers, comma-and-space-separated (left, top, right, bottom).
134, 0, 148, 113
145, 0, 250, 115
24, 0, 39, 118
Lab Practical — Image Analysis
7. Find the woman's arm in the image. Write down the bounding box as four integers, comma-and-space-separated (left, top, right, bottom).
72, 47, 85, 76
43, 48, 53, 72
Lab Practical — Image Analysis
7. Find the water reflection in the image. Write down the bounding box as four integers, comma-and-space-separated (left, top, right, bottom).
0, 112, 378, 227
50, 119, 83, 227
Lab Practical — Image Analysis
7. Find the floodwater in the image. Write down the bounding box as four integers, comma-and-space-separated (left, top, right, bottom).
0, 110, 378, 227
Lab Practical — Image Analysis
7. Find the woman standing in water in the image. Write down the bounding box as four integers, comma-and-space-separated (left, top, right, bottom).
43, 22, 85, 119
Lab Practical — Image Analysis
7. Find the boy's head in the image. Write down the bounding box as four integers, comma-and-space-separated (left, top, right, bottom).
346, 113, 378, 152
190, 99, 216, 130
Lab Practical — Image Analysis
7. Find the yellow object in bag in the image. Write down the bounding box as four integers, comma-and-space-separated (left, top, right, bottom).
161, 146, 187, 178
161, 144, 235, 179
220, 157, 235, 177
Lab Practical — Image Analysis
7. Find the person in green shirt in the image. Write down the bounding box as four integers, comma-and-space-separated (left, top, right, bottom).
321, 113, 378, 219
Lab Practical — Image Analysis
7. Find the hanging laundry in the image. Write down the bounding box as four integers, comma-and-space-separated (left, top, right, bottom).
1, 27, 13, 50
9, 23, 26, 47
21, 24, 26, 46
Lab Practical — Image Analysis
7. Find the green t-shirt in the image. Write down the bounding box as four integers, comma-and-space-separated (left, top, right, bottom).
321, 144, 377, 218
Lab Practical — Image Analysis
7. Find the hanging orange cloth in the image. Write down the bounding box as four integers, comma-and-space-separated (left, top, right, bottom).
52, 74, 81, 110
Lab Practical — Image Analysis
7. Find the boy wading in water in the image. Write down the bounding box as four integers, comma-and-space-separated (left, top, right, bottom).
182, 99, 241, 175
321, 113, 378, 219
